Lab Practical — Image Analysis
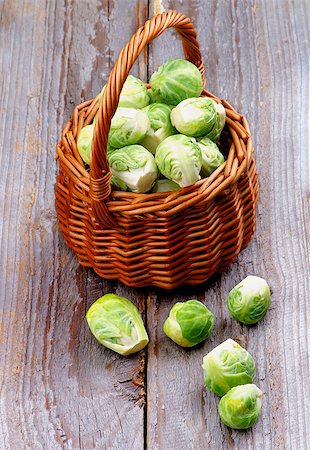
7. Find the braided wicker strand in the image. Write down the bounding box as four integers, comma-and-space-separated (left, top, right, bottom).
55, 10, 258, 289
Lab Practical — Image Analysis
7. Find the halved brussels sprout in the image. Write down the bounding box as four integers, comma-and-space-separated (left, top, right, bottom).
227, 276, 271, 325
163, 300, 214, 347
202, 338, 256, 396
218, 384, 262, 429
197, 137, 225, 177
77, 123, 95, 165
151, 179, 180, 193
108, 107, 150, 149
86, 294, 149, 356
171, 97, 218, 138
140, 103, 177, 154
155, 134, 202, 187
108, 144, 158, 193
150, 59, 203, 106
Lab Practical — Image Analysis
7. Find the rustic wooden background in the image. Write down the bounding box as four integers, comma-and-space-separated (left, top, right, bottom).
1, 0, 309, 449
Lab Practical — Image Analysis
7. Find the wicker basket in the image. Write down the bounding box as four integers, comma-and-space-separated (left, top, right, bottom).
55, 10, 258, 289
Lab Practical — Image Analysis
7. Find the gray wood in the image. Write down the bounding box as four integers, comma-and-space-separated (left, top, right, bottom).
147, 0, 310, 449
0, 1, 148, 449
0, 0, 309, 449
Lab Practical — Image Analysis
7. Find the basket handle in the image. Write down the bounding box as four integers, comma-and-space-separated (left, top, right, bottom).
90, 10, 205, 227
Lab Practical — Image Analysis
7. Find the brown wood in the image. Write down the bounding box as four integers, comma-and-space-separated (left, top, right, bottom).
0, 0, 309, 449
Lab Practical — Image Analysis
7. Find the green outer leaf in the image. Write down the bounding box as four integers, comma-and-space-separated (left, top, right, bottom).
108, 145, 151, 171
99, 76, 149, 109
86, 294, 149, 356
111, 175, 128, 191
150, 59, 203, 106
197, 137, 225, 177
202, 338, 256, 396
140, 103, 177, 153
155, 134, 202, 187
203, 99, 226, 142
108, 107, 150, 149
226, 276, 271, 325
175, 300, 214, 344
151, 179, 180, 193
77, 123, 95, 165
170, 97, 217, 138
163, 310, 191, 347
218, 384, 262, 429
107, 144, 158, 193
118, 75, 150, 109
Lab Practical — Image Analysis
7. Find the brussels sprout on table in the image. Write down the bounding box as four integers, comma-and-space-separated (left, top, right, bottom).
202, 338, 256, 397
77, 123, 95, 165
226, 276, 271, 325
86, 294, 149, 356
151, 179, 180, 193
163, 300, 214, 347
140, 103, 177, 154
218, 384, 263, 429
150, 59, 203, 106
108, 107, 150, 148
171, 97, 224, 138
108, 144, 158, 193
197, 137, 225, 177
155, 134, 202, 187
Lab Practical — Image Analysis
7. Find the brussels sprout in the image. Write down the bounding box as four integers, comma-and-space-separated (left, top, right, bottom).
171, 97, 220, 138
163, 300, 214, 347
118, 75, 149, 109
218, 384, 262, 429
147, 88, 158, 104
77, 123, 95, 165
108, 107, 150, 149
206, 99, 226, 142
106, 143, 116, 157
111, 175, 128, 191
151, 179, 180, 193
99, 76, 149, 109
150, 59, 203, 106
86, 294, 149, 356
140, 103, 177, 154
155, 134, 202, 187
197, 137, 225, 177
108, 144, 158, 193
227, 276, 271, 325
202, 338, 256, 397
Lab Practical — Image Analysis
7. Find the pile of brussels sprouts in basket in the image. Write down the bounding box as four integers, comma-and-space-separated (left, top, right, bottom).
77, 59, 226, 193
86, 275, 271, 430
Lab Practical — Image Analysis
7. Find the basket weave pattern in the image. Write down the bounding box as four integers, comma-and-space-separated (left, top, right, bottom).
55, 11, 258, 289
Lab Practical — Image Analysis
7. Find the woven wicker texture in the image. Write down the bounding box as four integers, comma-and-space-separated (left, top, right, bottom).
55, 10, 258, 289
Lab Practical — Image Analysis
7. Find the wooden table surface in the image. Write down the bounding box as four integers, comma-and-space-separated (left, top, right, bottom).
1, 0, 309, 449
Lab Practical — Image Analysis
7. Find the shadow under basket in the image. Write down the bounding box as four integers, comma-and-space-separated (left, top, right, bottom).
55, 10, 258, 289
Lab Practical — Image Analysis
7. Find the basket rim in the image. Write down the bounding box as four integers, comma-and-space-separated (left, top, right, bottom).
56, 89, 253, 217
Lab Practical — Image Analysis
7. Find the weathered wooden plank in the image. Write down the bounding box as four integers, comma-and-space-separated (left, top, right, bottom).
0, 0, 148, 449
147, 0, 310, 449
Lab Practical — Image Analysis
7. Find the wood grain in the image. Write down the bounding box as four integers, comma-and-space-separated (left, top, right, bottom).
0, 0, 309, 449
0, 1, 148, 449
147, 0, 310, 449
